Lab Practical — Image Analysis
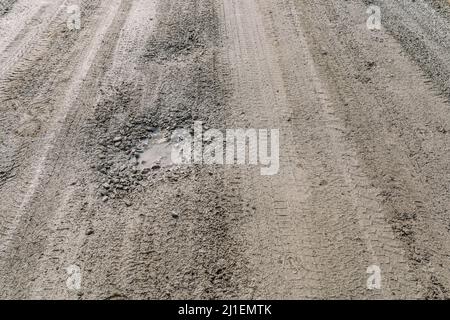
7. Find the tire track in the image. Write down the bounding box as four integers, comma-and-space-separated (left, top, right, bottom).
291, 0, 450, 298
221, 0, 450, 298
1, 0, 449, 299
0, 0, 124, 298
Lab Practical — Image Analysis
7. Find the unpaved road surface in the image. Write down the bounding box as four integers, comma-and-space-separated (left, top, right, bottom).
1, 0, 450, 299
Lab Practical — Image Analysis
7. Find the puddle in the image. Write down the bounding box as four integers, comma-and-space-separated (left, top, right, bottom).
136, 131, 173, 170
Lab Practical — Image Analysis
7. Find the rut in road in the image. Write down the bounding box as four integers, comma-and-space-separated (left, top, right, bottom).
0, 0, 449, 299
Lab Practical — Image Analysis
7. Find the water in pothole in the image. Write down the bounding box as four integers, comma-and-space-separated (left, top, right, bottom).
136, 131, 173, 170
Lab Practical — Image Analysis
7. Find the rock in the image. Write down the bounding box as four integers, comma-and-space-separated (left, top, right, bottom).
113, 136, 122, 142
85, 228, 94, 236
171, 211, 180, 219
102, 196, 109, 202
319, 180, 328, 186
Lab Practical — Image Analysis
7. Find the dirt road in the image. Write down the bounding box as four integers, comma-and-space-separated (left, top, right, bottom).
0, 0, 449, 299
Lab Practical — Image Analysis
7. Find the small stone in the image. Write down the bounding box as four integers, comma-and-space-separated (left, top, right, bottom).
171, 211, 180, 219
113, 136, 122, 142
319, 180, 328, 186
102, 196, 109, 202
124, 199, 132, 207
85, 228, 94, 236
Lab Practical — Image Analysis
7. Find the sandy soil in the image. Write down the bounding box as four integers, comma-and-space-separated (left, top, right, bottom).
0, 0, 450, 299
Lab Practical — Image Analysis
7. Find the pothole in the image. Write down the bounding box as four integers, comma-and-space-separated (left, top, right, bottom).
135, 130, 173, 171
